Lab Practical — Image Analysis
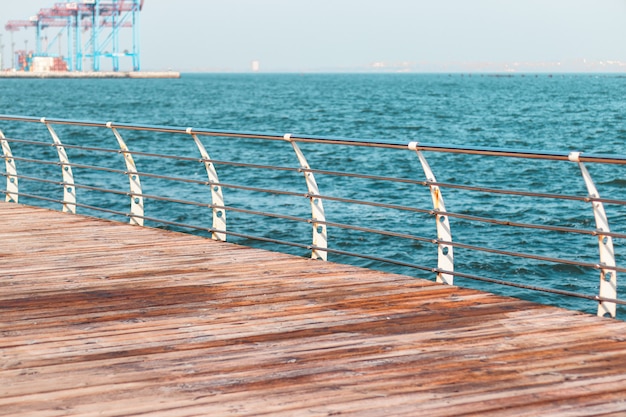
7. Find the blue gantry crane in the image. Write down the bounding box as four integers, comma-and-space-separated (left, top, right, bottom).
4, 0, 143, 72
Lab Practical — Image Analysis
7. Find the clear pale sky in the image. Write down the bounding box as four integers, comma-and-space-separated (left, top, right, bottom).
2, 0, 626, 72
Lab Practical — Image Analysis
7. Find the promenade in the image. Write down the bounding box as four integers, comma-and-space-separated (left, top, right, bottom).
2, 201, 626, 416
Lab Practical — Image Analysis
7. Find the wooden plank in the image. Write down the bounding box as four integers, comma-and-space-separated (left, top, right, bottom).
2, 201, 626, 416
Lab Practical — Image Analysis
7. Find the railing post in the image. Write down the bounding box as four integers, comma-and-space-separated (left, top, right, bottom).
107, 122, 144, 226
409, 142, 454, 285
0, 130, 18, 203
187, 128, 226, 241
42, 118, 76, 214
284, 134, 327, 260
568, 152, 617, 318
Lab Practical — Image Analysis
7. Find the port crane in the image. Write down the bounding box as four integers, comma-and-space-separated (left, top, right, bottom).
4, 0, 143, 72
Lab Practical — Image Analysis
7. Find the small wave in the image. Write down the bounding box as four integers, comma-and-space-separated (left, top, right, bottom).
550, 263, 588, 276
601, 178, 626, 187
387, 125, 425, 131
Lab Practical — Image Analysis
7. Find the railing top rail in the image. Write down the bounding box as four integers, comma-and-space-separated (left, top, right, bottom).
2, 114, 626, 165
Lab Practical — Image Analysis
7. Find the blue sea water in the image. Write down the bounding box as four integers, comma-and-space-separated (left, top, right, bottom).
4, 73, 626, 151
2, 73, 626, 316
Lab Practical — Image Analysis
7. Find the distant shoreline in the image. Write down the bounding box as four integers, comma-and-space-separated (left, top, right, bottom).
0, 71, 181, 79
2, 71, 624, 79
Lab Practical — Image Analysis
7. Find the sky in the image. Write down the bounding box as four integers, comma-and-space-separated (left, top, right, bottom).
1, 0, 626, 73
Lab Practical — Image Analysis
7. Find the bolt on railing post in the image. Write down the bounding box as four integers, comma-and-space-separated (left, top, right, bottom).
187, 129, 226, 241
107, 123, 144, 226
409, 142, 454, 285
568, 152, 617, 318
42, 118, 76, 214
284, 134, 327, 260
0, 129, 18, 203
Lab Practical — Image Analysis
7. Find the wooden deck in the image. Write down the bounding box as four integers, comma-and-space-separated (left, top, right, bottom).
2, 202, 626, 416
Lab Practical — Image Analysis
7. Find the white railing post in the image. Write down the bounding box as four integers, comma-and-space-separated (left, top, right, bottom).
568, 152, 617, 318
0, 129, 18, 203
409, 142, 454, 285
107, 122, 144, 226
284, 134, 327, 260
187, 129, 226, 241
42, 118, 76, 214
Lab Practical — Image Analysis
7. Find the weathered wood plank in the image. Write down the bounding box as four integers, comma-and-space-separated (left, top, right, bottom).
2, 202, 626, 416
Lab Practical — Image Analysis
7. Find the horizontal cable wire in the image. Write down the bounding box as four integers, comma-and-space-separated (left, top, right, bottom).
432, 267, 626, 306
10, 173, 617, 276
4, 165, 622, 239
437, 239, 626, 273
8, 136, 622, 207
9, 181, 624, 303
306, 243, 626, 308
428, 180, 626, 206
1, 137, 302, 173
6, 148, 625, 209
306, 245, 438, 274
437, 209, 626, 239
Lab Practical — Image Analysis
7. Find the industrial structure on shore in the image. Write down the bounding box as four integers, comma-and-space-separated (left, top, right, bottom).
3, 1, 143, 73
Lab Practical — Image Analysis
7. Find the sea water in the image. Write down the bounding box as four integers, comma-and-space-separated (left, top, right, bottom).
2, 73, 626, 316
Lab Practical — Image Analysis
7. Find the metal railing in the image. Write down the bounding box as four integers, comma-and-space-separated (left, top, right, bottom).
1, 114, 625, 318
